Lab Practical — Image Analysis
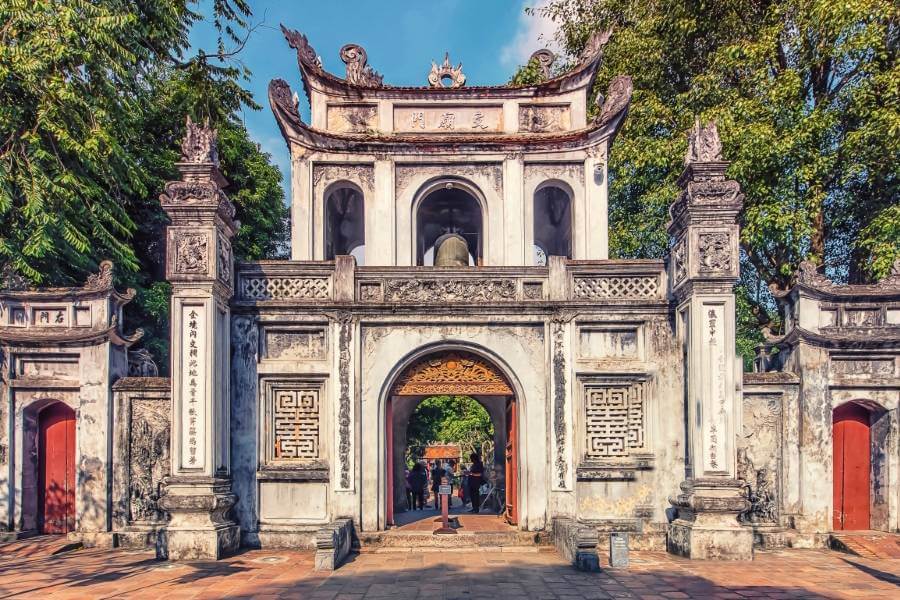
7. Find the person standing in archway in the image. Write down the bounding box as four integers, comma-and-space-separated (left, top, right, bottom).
467, 453, 485, 513
430, 462, 447, 509
408, 463, 427, 510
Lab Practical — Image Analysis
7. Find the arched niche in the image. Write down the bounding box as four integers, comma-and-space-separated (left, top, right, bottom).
532, 180, 573, 265
324, 181, 365, 264
414, 179, 484, 266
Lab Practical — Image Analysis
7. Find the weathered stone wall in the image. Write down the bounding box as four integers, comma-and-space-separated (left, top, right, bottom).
112, 377, 171, 548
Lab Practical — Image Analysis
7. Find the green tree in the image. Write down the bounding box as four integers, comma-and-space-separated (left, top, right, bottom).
406, 396, 495, 463
0, 0, 287, 369
521, 0, 899, 365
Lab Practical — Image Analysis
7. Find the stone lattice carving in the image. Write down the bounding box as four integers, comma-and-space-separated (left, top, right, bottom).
273, 388, 320, 460
129, 398, 170, 523
174, 232, 209, 274
394, 352, 512, 396
584, 380, 648, 459
428, 52, 466, 88
281, 25, 323, 71
594, 75, 633, 125
181, 116, 219, 165
85, 260, 115, 290
685, 119, 723, 165
240, 276, 331, 301
698, 232, 732, 273
529, 49, 555, 79
519, 105, 569, 133
128, 348, 159, 377
573, 275, 660, 299
340, 44, 383, 87
383, 279, 516, 303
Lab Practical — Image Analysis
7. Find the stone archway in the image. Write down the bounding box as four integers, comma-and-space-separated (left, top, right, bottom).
385, 351, 519, 527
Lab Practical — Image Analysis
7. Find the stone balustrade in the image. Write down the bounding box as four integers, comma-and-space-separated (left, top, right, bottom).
234, 257, 667, 305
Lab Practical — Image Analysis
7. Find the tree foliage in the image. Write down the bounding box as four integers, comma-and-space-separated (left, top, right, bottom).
0, 0, 288, 369
406, 396, 495, 463
522, 0, 899, 363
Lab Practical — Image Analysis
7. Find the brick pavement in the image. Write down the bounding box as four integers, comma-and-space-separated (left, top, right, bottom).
0, 540, 897, 599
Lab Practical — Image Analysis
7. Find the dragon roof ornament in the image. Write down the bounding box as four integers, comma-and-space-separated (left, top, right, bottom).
282, 24, 323, 72
593, 75, 633, 126
580, 28, 613, 63
339, 44, 383, 87
428, 52, 466, 88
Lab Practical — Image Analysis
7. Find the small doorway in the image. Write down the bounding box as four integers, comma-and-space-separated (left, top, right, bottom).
833, 403, 870, 530
38, 403, 76, 534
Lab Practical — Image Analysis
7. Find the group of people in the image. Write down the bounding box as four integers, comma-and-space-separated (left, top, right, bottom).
405, 452, 486, 513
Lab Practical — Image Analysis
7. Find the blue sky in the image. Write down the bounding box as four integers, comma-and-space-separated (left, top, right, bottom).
190, 1, 558, 194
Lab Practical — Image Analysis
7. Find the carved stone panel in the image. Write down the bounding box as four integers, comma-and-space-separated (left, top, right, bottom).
842, 308, 880, 327
265, 328, 327, 361
313, 164, 374, 193
383, 278, 516, 303
174, 232, 209, 275
831, 357, 895, 377
129, 397, 171, 523
327, 104, 378, 133
217, 235, 232, 286
738, 394, 781, 524
697, 232, 732, 274
395, 163, 503, 198
578, 327, 640, 360
582, 378, 649, 460
518, 104, 571, 133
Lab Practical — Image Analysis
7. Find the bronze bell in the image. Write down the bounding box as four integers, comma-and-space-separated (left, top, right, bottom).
433, 233, 470, 267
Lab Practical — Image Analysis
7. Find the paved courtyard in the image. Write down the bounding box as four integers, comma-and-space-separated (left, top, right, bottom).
1, 537, 898, 599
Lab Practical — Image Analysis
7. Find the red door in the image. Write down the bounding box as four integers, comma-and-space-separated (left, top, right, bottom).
833, 403, 870, 530
505, 396, 518, 525
39, 403, 76, 534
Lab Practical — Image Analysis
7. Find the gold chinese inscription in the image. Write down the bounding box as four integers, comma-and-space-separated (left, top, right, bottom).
394, 352, 513, 395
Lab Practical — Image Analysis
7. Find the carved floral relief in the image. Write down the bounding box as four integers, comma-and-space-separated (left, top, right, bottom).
698, 232, 732, 273
174, 232, 209, 275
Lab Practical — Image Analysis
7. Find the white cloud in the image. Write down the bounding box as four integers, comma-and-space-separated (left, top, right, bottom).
500, 0, 561, 69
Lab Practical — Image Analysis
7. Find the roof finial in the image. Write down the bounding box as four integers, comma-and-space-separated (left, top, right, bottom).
684, 118, 723, 165
428, 52, 466, 88
340, 44, 383, 87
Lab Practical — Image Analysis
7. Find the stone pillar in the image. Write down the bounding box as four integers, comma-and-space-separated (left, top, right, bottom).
666, 120, 752, 560
290, 149, 312, 260
584, 144, 609, 260
158, 117, 240, 560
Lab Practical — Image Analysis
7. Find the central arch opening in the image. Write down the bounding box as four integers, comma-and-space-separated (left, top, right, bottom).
415, 183, 483, 265
385, 351, 519, 530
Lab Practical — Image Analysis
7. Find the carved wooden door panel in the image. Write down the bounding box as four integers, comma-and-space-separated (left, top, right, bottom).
505, 396, 518, 525
833, 403, 870, 531
39, 403, 76, 534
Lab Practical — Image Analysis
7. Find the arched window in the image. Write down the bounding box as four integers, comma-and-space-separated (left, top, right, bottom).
533, 183, 572, 265
325, 183, 365, 264
415, 183, 483, 266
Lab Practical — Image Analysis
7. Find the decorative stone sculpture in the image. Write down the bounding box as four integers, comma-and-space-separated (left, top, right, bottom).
85, 260, 115, 290
594, 75, 633, 125
340, 44, 383, 87
428, 52, 466, 88
281, 25, 322, 71
580, 28, 613, 62
685, 119, 723, 165
529, 49, 555, 80
1, 265, 27, 291
181, 116, 219, 166
128, 348, 159, 377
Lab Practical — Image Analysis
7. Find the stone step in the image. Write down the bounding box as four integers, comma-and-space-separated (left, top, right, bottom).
357, 530, 551, 550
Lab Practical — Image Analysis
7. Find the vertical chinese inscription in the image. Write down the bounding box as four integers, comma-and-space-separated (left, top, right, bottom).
703, 304, 727, 473
181, 304, 207, 470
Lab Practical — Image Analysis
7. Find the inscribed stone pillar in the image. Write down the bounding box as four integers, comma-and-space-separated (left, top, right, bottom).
158, 117, 240, 560
666, 120, 752, 560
